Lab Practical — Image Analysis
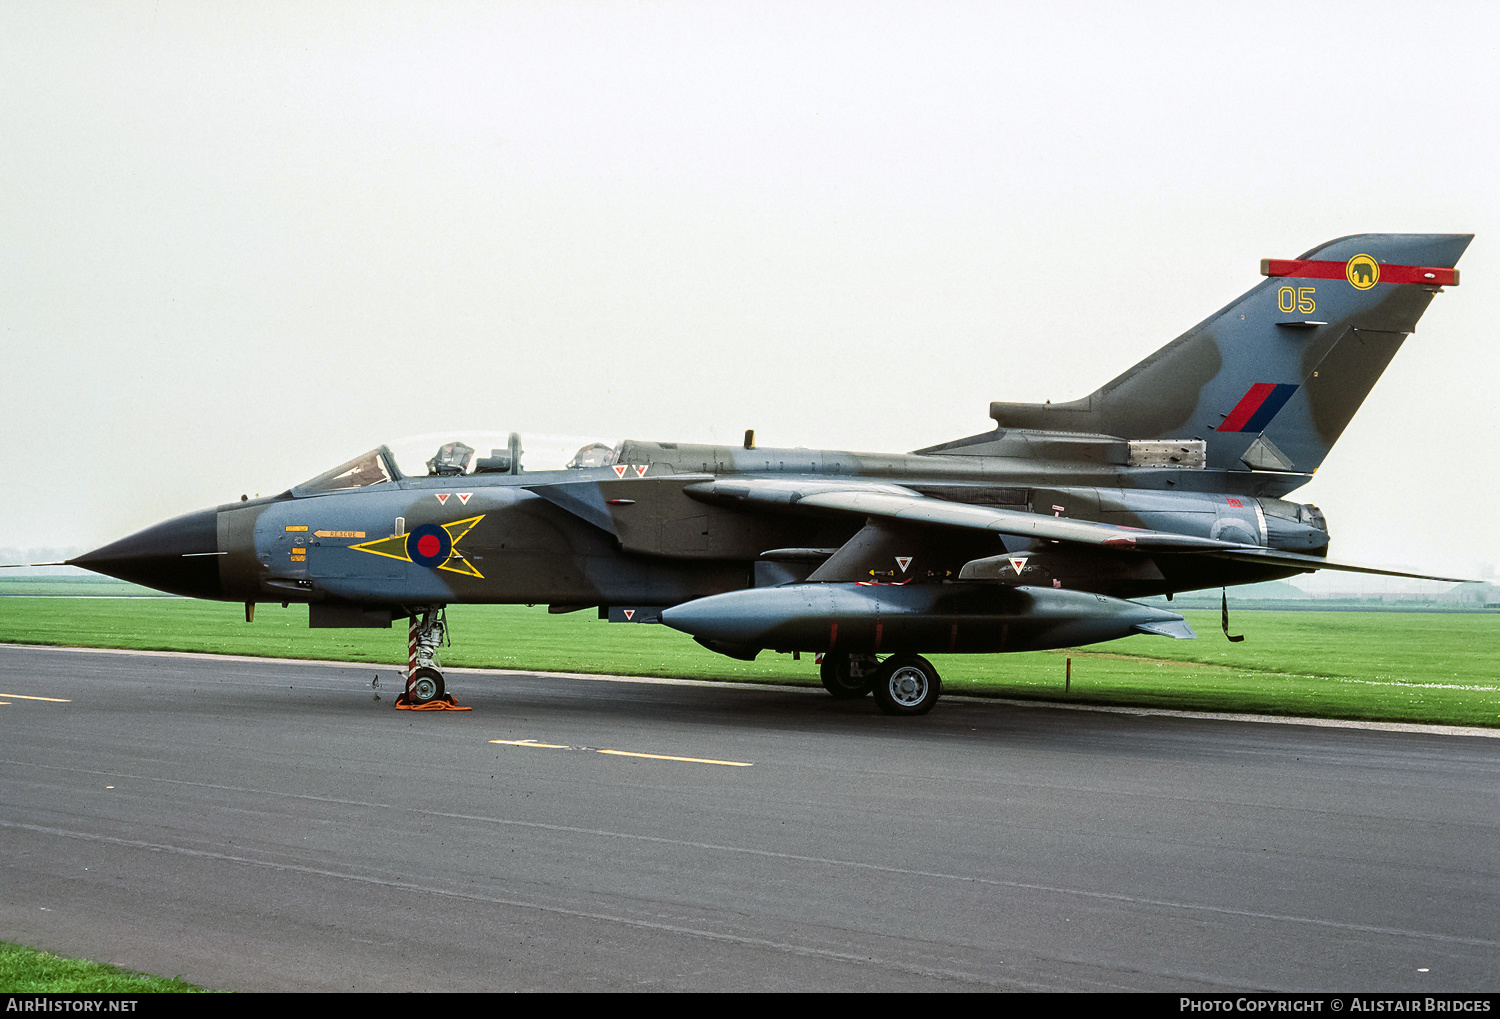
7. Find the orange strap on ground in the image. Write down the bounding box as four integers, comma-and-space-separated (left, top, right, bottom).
394, 693, 472, 711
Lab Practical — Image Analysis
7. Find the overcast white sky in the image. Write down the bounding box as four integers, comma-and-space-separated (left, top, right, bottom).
2, 2, 1497, 580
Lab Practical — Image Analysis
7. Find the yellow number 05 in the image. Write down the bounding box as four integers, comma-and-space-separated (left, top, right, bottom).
1277, 286, 1316, 314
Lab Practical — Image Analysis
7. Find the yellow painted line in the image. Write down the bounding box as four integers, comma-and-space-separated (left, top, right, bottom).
0, 693, 71, 702
489, 739, 752, 766
284, 525, 308, 531
597, 749, 752, 767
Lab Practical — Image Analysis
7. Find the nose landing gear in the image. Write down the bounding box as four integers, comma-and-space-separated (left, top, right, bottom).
395, 606, 470, 711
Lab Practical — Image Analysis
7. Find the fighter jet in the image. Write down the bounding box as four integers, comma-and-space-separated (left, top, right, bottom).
63, 233, 1470, 715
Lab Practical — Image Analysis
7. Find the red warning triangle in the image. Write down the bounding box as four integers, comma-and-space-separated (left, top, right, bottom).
634, 464, 648, 477
613, 464, 628, 478
623, 609, 635, 620
1009, 557, 1028, 575
457, 493, 472, 505
895, 557, 912, 573
435, 493, 450, 505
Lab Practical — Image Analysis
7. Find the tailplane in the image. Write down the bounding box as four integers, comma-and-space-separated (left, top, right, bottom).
987, 233, 1471, 473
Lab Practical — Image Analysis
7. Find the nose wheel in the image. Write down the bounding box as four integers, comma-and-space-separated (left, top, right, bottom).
406, 666, 446, 704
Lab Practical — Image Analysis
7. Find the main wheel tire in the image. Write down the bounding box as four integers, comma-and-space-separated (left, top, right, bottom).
820, 652, 880, 698
408, 666, 446, 704
872, 654, 941, 716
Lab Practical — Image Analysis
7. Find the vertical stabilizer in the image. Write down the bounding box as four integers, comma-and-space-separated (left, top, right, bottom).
987, 234, 1471, 473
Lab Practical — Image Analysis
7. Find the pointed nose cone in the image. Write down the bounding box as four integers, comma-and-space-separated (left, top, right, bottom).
69, 508, 223, 598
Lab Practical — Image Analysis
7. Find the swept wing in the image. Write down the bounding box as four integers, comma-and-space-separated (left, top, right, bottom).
684, 478, 1468, 583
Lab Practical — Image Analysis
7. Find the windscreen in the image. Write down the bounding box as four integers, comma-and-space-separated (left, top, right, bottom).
293, 448, 395, 496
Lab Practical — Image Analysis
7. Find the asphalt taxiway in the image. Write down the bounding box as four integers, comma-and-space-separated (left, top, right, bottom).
2, 645, 1496, 991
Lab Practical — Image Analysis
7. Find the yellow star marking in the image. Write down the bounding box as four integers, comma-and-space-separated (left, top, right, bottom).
440, 555, 483, 578
441, 515, 482, 544
349, 532, 412, 562
350, 514, 486, 578
438, 514, 485, 578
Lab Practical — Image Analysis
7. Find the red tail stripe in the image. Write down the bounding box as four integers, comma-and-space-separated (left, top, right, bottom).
1261, 259, 1458, 286
1219, 382, 1277, 433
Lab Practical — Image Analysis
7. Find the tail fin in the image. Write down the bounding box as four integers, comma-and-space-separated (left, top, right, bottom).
988, 233, 1471, 473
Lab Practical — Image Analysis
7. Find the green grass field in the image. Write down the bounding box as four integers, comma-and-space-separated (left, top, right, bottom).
1, 594, 1496, 727
0, 576, 162, 597
0, 940, 205, 993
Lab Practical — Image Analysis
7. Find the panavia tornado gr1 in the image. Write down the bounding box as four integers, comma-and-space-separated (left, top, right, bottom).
65, 233, 1470, 715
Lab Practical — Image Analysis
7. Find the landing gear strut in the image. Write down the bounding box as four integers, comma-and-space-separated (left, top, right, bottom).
402, 606, 449, 705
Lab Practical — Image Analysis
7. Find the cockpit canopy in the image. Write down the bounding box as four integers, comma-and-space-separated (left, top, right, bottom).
293, 432, 622, 496
294, 448, 394, 496
565, 442, 617, 469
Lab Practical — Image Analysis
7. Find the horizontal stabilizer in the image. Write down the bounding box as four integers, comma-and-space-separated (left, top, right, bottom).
1199, 548, 1471, 584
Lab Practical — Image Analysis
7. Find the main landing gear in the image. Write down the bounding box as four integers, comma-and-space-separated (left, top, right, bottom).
396, 606, 469, 710
820, 653, 881, 698
819, 652, 942, 716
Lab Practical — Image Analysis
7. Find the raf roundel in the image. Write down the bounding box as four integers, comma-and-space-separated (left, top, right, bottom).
407, 523, 453, 568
